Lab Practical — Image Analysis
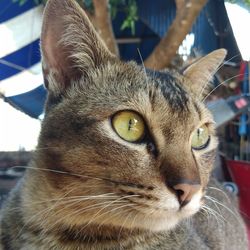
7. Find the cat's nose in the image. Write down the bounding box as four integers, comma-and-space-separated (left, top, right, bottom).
168, 182, 201, 207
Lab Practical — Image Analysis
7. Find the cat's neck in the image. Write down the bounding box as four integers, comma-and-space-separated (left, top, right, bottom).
51, 223, 153, 248
41, 221, 187, 249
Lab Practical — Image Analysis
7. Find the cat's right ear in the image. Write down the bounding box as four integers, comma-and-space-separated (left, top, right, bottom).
182, 49, 227, 98
41, 0, 114, 95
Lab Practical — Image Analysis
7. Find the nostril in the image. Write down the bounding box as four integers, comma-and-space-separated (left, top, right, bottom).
173, 185, 190, 207
167, 181, 201, 207
175, 189, 184, 199
175, 189, 189, 207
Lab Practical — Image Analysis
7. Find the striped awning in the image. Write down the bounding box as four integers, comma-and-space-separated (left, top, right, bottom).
0, 0, 46, 119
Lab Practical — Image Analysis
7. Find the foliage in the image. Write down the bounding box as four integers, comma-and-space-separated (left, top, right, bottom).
226, 0, 250, 8
227, 0, 250, 5
110, 0, 138, 35
12, 0, 138, 34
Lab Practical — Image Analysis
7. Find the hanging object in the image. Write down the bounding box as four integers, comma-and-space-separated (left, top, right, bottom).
238, 62, 249, 161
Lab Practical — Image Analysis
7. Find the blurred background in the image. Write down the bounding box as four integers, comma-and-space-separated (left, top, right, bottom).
0, 0, 250, 241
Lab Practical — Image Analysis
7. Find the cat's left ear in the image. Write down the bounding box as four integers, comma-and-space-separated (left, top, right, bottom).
41, 0, 115, 95
182, 49, 227, 97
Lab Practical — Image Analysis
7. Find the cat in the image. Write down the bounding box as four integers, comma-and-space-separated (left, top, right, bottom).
0, 0, 248, 249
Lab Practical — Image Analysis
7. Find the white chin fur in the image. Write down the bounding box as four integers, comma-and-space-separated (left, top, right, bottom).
91, 191, 202, 232
139, 216, 180, 232
132, 191, 202, 232
181, 190, 202, 216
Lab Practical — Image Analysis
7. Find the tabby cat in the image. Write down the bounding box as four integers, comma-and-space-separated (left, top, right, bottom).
0, 0, 248, 249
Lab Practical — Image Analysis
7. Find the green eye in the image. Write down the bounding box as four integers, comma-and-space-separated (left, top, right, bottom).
191, 125, 210, 150
112, 111, 145, 142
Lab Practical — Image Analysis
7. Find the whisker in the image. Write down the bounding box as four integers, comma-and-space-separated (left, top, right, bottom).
11, 166, 142, 189
6, 194, 119, 213
205, 195, 243, 224
129, 209, 140, 236
11, 166, 108, 182
52, 195, 119, 207
198, 53, 241, 98
202, 73, 247, 102
77, 203, 135, 236
204, 195, 222, 215
79, 195, 139, 232
137, 48, 147, 80
207, 186, 231, 202
202, 205, 225, 224
9, 193, 119, 210
200, 207, 214, 225
16, 192, 122, 240
45, 194, 137, 231
40, 198, 126, 237
201, 206, 221, 227
16, 186, 77, 240
215, 53, 241, 75
95, 204, 135, 233
117, 208, 135, 240
200, 207, 209, 218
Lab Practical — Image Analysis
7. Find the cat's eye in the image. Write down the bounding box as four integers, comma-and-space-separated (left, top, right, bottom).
191, 125, 210, 150
112, 111, 145, 142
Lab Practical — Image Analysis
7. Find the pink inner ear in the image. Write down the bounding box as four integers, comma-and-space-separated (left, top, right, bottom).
42, 28, 71, 90
44, 29, 60, 71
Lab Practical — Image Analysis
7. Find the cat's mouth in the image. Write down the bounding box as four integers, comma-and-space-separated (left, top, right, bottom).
121, 190, 202, 212
118, 185, 202, 207
103, 187, 203, 231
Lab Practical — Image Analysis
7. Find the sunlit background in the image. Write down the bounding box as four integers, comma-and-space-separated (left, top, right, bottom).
225, 2, 250, 61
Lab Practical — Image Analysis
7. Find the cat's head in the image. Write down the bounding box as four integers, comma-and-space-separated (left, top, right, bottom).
37, 0, 226, 232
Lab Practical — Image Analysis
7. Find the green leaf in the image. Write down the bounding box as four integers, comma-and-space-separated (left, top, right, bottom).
12, 0, 139, 35
19, 0, 28, 6
121, 19, 130, 30
226, 0, 250, 8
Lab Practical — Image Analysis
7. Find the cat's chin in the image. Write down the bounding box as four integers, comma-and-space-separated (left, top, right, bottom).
129, 207, 200, 232
119, 192, 202, 232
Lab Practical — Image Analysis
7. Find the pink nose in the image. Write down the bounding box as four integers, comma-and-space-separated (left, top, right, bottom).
171, 182, 201, 207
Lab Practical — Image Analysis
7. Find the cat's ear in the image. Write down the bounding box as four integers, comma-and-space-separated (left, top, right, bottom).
41, 0, 114, 95
182, 49, 227, 97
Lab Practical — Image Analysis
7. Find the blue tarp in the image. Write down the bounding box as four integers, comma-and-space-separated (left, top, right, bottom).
4, 85, 47, 119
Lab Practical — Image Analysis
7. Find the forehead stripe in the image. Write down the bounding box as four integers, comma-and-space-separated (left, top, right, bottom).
146, 69, 189, 110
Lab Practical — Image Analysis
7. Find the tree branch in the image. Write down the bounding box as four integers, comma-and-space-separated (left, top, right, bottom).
92, 0, 119, 57
175, 0, 185, 11
144, 0, 208, 70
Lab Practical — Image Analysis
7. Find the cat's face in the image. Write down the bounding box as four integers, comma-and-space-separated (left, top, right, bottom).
38, 0, 226, 232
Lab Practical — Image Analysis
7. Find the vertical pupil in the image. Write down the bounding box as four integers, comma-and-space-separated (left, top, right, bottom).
197, 128, 201, 138
128, 119, 132, 131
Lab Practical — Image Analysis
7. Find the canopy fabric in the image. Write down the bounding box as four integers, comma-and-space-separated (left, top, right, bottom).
4, 85, 47, 119
0, 0, 44, 118
0, 0, 241, 119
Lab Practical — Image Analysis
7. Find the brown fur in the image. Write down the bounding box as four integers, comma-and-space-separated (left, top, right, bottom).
0, 0, 248, 249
